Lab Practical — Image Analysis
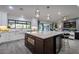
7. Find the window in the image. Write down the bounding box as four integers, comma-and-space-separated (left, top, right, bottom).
16, 23, 23, 28
16, 21, 23, 28
8, 20, 16, 28
26, 22, 31, 29
23, 24, 27, 28
8, 23, 15, 28
38, 21, 52, 31
8, 19, 31, 29
38, 23, 44, 31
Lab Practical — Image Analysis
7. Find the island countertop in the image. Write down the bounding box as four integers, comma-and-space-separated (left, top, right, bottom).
26, 31, 63, 39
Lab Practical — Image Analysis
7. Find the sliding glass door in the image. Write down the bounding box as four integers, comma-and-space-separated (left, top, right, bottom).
38, 23, 44, 31
38, 22, 50, 31
43, 24, 50, 31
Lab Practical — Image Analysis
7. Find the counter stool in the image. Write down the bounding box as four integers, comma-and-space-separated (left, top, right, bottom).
62, 33, 70, 51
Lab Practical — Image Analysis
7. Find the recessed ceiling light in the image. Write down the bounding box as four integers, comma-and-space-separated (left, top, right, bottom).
36, 14, 40, 18
64, 18, 66, 21
9, 6, 14, 10
36, 9, 40, 12
47, 14, 50, 20
63, 16, 68, 21
35, 9, 40, 18
46, 6, 50, 9
58, 12, 61, 15
47, 16, 50, 20
19, 8, 24, 11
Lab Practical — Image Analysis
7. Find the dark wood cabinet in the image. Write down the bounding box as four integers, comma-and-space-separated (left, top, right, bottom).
75, 32, 79, 39
25, 33, 62, 54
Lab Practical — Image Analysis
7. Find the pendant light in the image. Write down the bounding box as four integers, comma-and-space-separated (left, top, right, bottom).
46, 6, 50, 20
35, 9, 40, 18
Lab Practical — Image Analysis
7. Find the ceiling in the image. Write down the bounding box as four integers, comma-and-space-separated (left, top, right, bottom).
0, 5, 79, 22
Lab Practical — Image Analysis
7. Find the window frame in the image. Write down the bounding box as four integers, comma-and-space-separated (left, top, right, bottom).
8, 19, 31, 29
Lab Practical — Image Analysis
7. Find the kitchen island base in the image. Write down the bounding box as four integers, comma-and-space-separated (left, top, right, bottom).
25, 32, 63, 54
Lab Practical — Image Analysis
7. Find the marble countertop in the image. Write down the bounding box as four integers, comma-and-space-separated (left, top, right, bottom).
75, 31, 79, 32
26, 31, 63, 39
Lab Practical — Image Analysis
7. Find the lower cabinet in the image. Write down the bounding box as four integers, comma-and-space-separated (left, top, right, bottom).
25, 33, 62, 54
75, 32, 79, 39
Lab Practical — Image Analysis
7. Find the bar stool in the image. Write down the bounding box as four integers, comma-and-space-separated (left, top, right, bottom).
62, 33, 70, 51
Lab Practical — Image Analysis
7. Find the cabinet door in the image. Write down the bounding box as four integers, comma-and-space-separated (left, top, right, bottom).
26, 35, 35, 53
75, 32, 79, 39
35, 38, 43, 54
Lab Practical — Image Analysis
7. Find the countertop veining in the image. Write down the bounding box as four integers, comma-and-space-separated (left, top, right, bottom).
26, 31, 63, 39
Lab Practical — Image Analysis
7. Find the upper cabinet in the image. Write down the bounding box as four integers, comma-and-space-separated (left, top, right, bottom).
63, 18, 77, 31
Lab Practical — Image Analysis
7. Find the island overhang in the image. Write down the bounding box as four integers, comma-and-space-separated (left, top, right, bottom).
26, 31, 63, 39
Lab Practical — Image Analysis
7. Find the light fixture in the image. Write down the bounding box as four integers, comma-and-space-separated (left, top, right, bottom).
58, 11, 61, 15
36, 9, 40, 13
46, 6, 50, 9
63, 16, 68, 21
19, 8, 24, 11
47, 14, 50, 20
46, 6, 50, 20
35, 9, 40, 18
19, 7, 25, 20
64, 18, 66, 21
36, 14, 40, 18
47, 16, 50, 20
9, 6, 14, 10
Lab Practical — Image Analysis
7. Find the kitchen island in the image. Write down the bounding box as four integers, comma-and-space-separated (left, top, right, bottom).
25, 31, 63, 54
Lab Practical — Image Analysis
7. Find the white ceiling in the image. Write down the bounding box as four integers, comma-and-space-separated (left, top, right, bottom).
0, 5, 79, 22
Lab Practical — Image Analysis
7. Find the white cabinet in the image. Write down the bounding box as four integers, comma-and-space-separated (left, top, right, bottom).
69, 32, 75, 39
64, 31, 75, 39
0, 32, 24, 44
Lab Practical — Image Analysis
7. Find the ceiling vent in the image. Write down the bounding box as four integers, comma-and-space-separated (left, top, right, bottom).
46, 6, 50, 9
19, 8, 24, 11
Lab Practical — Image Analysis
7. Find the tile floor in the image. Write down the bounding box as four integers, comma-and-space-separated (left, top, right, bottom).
60, 39, 79, 54
0, 39, 31, 54
0, 39, 79, 54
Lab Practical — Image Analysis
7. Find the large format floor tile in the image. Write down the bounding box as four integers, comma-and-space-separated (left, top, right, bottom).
59, 39, 79, 54
0, 39, 31, 54
0, 39, 79, 54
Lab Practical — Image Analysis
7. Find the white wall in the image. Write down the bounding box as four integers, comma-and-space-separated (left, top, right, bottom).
39, 20, 53, 24
57, 21, 63, 31
76, 19, 79, 31
0, 11, 7, 26
31, 18, 38, 31
8, 16, 31, 21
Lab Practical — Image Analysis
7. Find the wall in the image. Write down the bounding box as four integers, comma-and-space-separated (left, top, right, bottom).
39, 20, 53, 24
0, 11, 7, 26
31, 18, 38, 31
8, 16, 31, 21
57, 21, 63, 31
76, 19, 79, 31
